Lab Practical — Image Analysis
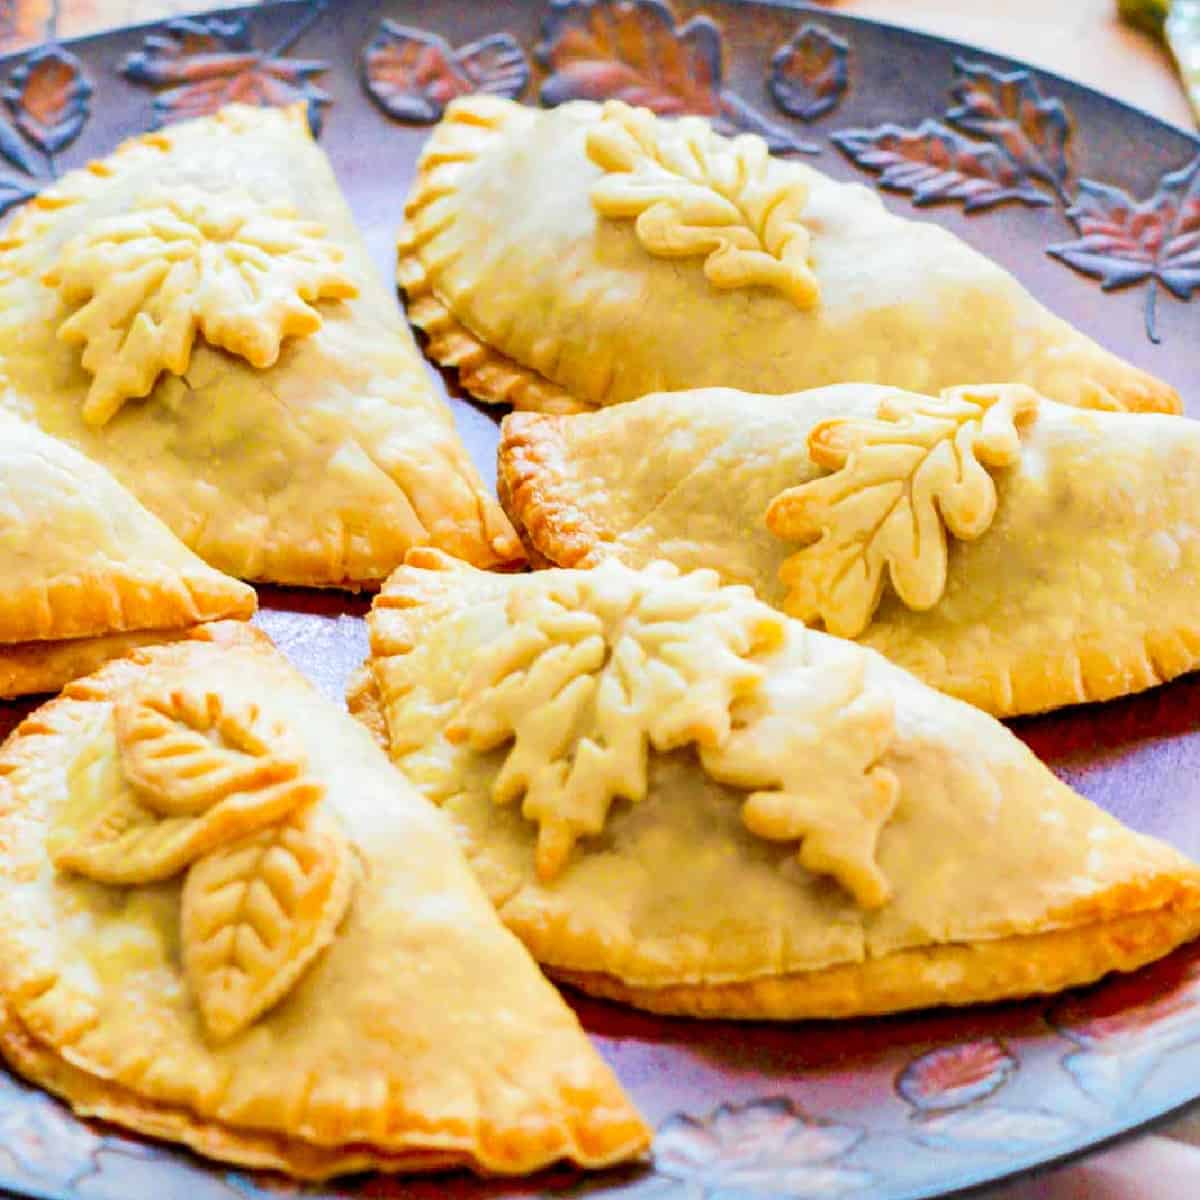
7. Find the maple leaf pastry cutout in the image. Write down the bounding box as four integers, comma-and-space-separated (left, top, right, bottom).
45, 184, 358, 426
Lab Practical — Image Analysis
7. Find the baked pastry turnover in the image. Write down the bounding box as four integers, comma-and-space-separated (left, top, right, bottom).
0, 103, 520, 587
498, 383, 1200, 717
0, 415, 254, 698
399, 97, 1178, 416
351, 552, 1200, 1020
0, 625, 649, 1179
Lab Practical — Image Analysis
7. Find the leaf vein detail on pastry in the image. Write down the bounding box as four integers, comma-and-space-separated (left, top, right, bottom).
701, 657, 899, 909
182, 802, 357, 1040
766, 385, 1039, 637
445, 560, 786, 881
586, 100, 820, 307
45, 185, 359, 426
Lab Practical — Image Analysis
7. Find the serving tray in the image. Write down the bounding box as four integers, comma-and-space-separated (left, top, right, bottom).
1, 1, 1200, 1197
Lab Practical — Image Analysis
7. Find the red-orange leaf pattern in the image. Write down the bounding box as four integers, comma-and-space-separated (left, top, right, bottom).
832, 119, 1051, 212
120, 16, 330, 135
536, 0, 813, 154
3, 45, 91, 156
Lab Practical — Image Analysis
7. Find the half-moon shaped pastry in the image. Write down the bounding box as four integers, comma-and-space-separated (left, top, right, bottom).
399, 97, 1177, 416
0, 103, 521, 587
0, 624, 649, 1179
351, 551, 1200, 1020
0, 415, 255, 698
498, 383, 1200, 717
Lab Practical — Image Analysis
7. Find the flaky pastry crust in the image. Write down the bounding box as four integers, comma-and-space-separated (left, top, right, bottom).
0, 623, 649, 1179
354, 551, 1200, 1020
401, 97, 1178, 416
0, 103, 521, 587
498, 386, 1200, 718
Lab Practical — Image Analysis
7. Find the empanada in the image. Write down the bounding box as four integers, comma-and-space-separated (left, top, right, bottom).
0, 103, 521, 587
0, 415, 254, 698
498, 383, 1200, 717
400, 97, 1176, 416
0, 623, 649, 1180
352, 551, 1200, 1020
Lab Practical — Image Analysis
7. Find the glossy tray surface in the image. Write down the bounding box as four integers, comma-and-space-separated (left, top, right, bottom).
1, 2, 1200, 1197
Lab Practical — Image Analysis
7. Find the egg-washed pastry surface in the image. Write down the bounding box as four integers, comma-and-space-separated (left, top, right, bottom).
0, 624, 649, 1180
498, 383, 1200, 718
0, 102, 521, 588
0, 415, 255, 698
399, 97, 1177, 417
350, 552, 1200, 1021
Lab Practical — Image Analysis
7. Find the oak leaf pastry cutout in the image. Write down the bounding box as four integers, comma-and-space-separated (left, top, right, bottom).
352, 551, 1200, 1020
445, 559, 784, 880
0, 624, 649, 1179
399, 96, 1177, 415
766, 386, 1038, 638
497, 383, 1200, 717
586, 101, 819, 307
0, 103, 520, 586
47, 186, 358, 427
0, 414, 254, 699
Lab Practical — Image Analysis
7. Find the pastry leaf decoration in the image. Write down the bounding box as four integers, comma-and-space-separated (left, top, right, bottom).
50, 683, 354, 1039
701, 658, 899, 909
766, 386, 1039, 638
182, 802, 357, 1040
586, 100, 820, 307
115, 686, 307, 817
446, 560, 786, 882
45, 184, 358, 427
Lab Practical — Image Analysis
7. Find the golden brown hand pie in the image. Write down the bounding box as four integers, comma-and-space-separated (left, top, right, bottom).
0, 415, 255, 698
497, 383, 1200, 718
0, 624, 649, 1179
399, 97, 1177, 416
0, 103, 521, 588
351, 551, 1200, 1020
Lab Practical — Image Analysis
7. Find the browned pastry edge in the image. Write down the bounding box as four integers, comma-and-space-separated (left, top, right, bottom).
547, 899, 1200, 1020
0, 1009, 470, 1181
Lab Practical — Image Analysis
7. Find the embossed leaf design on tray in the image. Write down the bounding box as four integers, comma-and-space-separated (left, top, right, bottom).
588, 101, 820, 306
1048, 157, 1200, 343
536, 0, 815, 154
769, 24, 849, 122
701, 657, 898, 908
832, 119, 1053, 212
897, 1040, 1017, 1112
655, 1098, 871, 1194
362, 21, 529, 123
182, 802, 357, 1040
45, 185, 358, 426
766, 386, 1038, 639
946, 58, 1072, 200
2, 45, 90, 157
120, 15, 331, 135
445, 561, 784, 882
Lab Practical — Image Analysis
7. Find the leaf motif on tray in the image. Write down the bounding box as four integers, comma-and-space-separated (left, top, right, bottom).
655, 1098, 871, 1195
831, 119, 1053, 212
536, 0, 815, 154
362, 21, 529, 123
946, 58, 1072, 199
182, 802, 357, 1039
701, 657, 898, 909
45, 184, 358, 427
120, 15, 331, 136
766, 385, 1038, 638
769, 24, 849, 122
2, 44, 91, 157
897, 1040, 1017, 1112
1048, 157, 1200, 344
587, 100, 821, 307
445, 559, 785, 882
